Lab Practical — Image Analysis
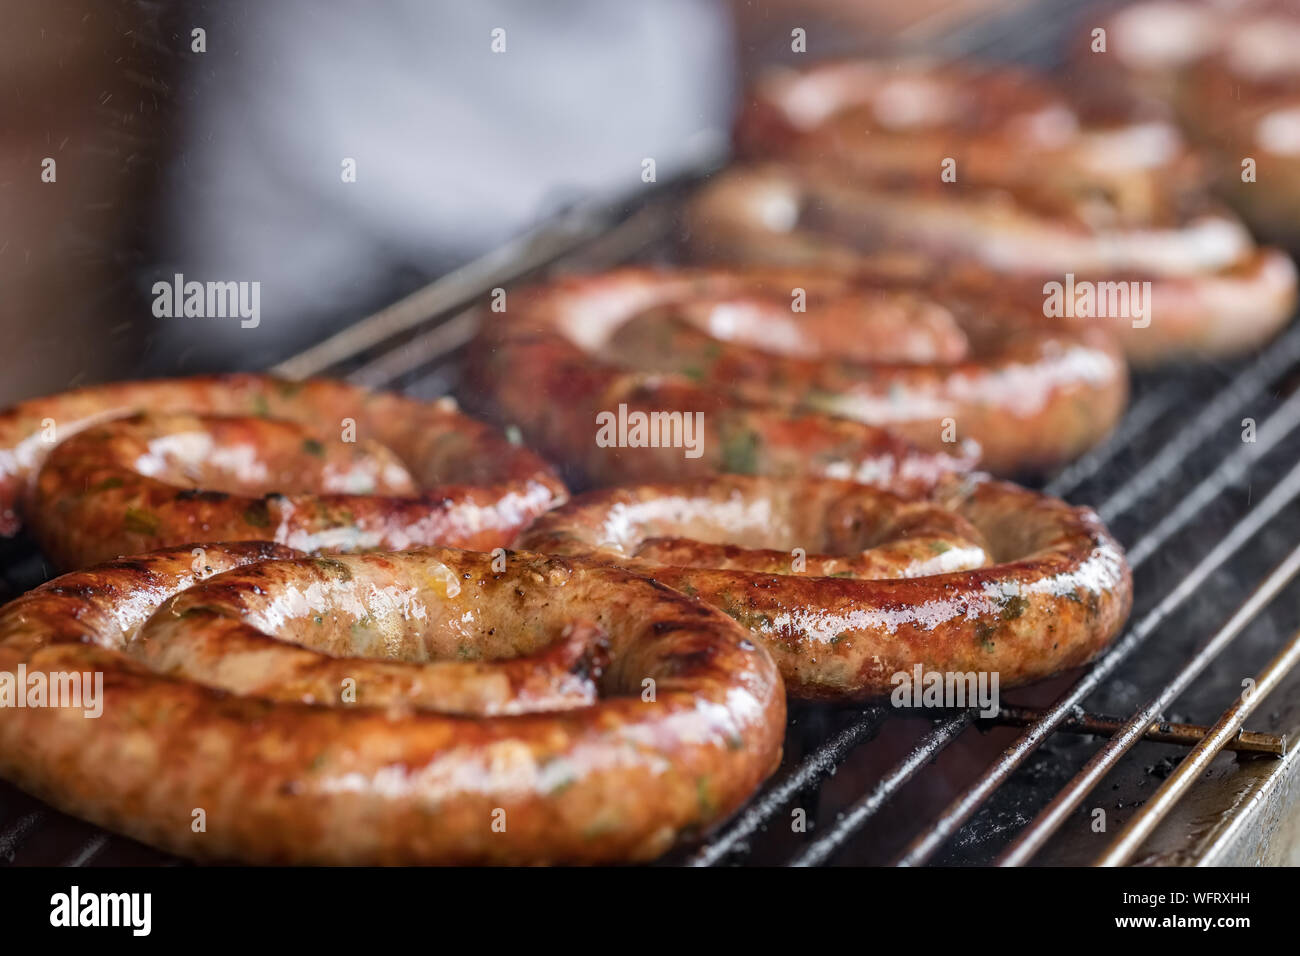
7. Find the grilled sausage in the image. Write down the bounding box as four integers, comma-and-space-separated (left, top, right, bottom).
687, 59, 1296, 363
518, 473, 1133, 699
0, 374, 567, 569
466, 266, 1125, 477
1095, 2, 1300, 247
0, 543, 785, 864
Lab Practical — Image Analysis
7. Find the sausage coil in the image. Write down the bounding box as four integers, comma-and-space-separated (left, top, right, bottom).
467, 266, 1126, 477
518, 474, 1132, 699
0, 374, 566, 569
0, 544, 785, 863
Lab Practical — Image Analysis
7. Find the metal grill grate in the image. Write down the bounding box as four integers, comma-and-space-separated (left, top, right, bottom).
4, 0, 1300, 867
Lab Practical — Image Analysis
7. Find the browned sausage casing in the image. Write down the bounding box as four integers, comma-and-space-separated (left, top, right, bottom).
518, 474, 1133, 699
0, 374, 567, 569
0, 544, 785, 864
467, 266, 1126, 477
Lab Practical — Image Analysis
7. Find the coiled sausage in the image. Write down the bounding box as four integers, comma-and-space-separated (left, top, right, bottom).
518, 473, 1132, 699
0, 543, 785, 863
0, 374, 566, 569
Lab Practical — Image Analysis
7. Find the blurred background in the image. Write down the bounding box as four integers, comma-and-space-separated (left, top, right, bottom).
0, 0, 1020, 404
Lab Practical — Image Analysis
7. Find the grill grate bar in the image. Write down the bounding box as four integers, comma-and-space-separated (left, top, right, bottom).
63, 833, 112, 868
1125, 384, 1300, 567
787, 711, 974, 867
992, 705, 1285, 754
686, 706, 889, 866
894, 452, 1300, 866
338, 198, 693, 391
1097, 321, 1300, 524
346, 311, 480, 390
1042, 380, 1189, 499
997, 540, 1300, 866
923, 0, 1097, 64
1096, 623, 1300, 865
270, 202, 621, 382
0, 810, 46, 864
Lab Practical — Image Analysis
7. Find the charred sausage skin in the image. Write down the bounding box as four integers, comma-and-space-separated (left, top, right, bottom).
467, 267, 1124, 476
0, 544, 785, 864
0, 374, 567, 568
518, 474, 1132, 699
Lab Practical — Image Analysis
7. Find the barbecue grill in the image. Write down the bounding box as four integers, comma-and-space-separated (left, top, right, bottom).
3, 0, 1300, 867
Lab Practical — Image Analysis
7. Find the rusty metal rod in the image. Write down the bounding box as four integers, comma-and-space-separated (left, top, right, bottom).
991, 705, 1285, 756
